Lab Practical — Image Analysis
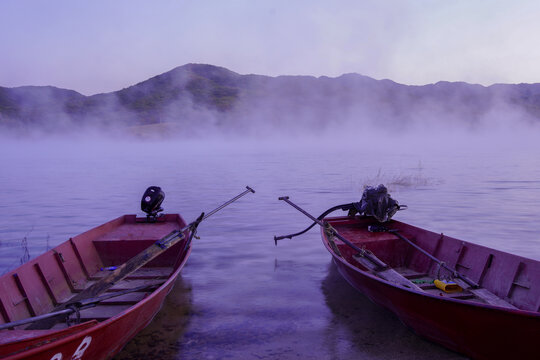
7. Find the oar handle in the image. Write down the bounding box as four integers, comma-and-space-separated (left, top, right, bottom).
203, 186, 255, 221
275, 196, 323, 245
170, 186, 256, 249
279, 196, 321, 224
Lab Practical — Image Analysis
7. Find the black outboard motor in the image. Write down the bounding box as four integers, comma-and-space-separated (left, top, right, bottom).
352, 184, 403, 223
273, 184, 406, 243
141, 186, 165, 221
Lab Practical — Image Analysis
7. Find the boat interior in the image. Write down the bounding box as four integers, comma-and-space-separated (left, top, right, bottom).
0, 214, 187, 333
326, 216, 540, 312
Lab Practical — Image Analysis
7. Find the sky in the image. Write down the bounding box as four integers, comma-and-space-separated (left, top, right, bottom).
1, 0, 540, 95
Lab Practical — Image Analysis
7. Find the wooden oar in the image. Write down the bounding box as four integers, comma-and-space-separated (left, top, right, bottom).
276, 196, 387, 269
388, 230, 479, 288
71, 186, 254, 302
30, 186, 255, 329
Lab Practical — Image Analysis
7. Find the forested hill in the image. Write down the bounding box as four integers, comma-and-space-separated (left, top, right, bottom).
2, 63, 540, 135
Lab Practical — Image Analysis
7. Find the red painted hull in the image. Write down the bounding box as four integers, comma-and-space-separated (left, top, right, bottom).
322, 216, 540, 360
0, 214, 191, 360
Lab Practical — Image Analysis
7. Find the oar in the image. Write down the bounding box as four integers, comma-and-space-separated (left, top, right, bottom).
69, 186, 254, 303
276, 195, 479, 288
29, 186, 255, 329
388, 229, 479, 288
275, 197, 387, 269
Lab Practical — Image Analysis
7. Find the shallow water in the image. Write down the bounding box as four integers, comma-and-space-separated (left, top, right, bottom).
1, 136, 539, 359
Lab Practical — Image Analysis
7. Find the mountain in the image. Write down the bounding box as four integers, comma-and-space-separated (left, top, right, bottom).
2, 63, 540, 135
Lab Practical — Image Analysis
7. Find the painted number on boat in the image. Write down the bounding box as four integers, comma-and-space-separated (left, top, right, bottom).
50, 336, 92, 360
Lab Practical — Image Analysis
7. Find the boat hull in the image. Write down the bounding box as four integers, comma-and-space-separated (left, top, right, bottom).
0, 214, 191, 360
4, 277, 179, 360
333, 257, 538, 359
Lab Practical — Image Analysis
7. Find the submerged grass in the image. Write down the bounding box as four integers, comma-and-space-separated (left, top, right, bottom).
20, 234, 30, 265
0, 229, 34, 275
359, 165, 441, 192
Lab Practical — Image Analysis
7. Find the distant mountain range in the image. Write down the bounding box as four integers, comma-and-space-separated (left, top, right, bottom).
2, 63, 540, 136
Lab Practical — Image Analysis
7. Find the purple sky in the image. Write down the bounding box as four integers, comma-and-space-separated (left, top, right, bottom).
1, 0, 539, 95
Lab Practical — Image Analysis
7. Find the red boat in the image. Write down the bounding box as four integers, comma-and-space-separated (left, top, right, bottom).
0, 213, 191, 360
321, 215, 540, 359
0, 185, 254, 360
276, 188, 539, 360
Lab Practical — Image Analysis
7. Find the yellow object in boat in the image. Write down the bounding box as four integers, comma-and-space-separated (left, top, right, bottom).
434, 279, 462, 293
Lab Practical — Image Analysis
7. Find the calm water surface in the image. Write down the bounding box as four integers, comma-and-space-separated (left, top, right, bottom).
1, 137, 539, 359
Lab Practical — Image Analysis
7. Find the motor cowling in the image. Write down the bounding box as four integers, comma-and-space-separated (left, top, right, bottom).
141, 186, 165, 218
353, 184, 402, 222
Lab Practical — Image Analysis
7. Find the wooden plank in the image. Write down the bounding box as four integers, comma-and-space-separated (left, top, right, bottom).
50, 322, 69, 330
478, 254, 494, 285
97, 292, 148, 305
448, 294, 476, 300
79, 304, 133, 322
83, 278, 164, 292
469, 288, 517, 309
34, 263, 59, 306
54, 251, 76, 292
0, 297, 11, 323
352, 254, 423, 291
454, 279, 517, 309
90, 267, 171, 280
12, 274, 36, 317
69, 238, 90, 279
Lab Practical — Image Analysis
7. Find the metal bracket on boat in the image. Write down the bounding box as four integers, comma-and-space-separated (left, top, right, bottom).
368, 224, 388, 233
154, 212, 205, 250
324, 223, 342, 257
155, 230, 184, 249
65, 303, 82, 326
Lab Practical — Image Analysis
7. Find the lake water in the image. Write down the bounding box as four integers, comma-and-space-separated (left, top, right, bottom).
1, 133, 539, 359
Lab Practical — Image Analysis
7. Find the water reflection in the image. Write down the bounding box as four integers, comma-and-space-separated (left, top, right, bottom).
113, 277, 193, 360
320, 261, 466, 359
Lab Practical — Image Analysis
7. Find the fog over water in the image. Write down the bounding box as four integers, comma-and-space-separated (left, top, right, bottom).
3, 1, 540, 357
1, 124, 539, 358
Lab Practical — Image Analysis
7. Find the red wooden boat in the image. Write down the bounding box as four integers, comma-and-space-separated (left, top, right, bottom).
0, 213, 191, 360
0, 186, 254, 360
276, 189, 539, 360
321, 216, 540, 359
